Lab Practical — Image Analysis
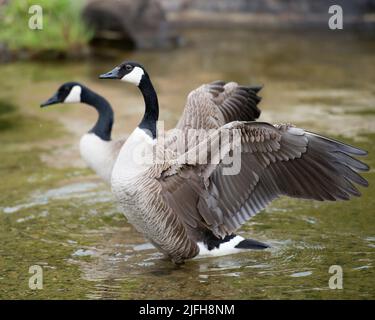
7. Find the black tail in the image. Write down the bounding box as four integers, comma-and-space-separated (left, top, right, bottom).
235, 238, 270, 250
203, 231, 269, 251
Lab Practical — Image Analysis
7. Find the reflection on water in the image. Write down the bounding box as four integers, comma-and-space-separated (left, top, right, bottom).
0, 29, 374, 299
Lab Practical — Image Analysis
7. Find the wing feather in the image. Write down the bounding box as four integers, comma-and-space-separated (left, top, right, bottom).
160, 121, 369, 240
176, 81, 262, 132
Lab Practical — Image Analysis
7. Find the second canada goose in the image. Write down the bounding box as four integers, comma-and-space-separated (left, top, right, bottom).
41, 82, 125, 183
100, 61, 369, 264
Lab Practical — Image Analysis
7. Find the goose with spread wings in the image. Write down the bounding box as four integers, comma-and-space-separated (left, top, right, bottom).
99, 61, 369, 264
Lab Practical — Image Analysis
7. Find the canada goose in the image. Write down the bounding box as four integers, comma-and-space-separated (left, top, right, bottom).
40, 82, 125, 183
99, 62, 369, 264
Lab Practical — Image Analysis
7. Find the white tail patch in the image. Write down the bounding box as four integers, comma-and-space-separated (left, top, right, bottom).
195, 236, 245, 258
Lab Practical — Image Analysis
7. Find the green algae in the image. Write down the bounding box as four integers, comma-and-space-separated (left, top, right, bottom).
0, 100, 99, 299
345, 109, 375, 116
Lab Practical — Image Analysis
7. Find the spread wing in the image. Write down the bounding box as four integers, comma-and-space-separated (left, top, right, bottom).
175, 81, 262, 131
159, 122, 369, 240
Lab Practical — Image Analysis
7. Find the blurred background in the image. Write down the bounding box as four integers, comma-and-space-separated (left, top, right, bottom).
0, 0, 374, 299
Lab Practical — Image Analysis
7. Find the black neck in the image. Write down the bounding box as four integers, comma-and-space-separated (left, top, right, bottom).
81, 87, 114, 141
137, 75, 159, 139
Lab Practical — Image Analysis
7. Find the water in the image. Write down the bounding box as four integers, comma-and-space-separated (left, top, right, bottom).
0, 29, 374, 299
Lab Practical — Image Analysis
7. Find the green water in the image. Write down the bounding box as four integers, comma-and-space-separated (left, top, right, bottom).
0, 29, 374, 299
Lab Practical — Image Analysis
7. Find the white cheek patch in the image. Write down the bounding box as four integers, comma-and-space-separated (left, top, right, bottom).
64, 85, 82, 103
121, 66, 144, 86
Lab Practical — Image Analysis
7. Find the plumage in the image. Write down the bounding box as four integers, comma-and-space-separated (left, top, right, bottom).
176, 81, 261, 131
99, 62, 369, 264
164, 122, 369, 237
79, 133, 125, 183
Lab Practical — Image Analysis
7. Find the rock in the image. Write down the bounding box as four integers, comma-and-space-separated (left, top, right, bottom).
161, 0, 372, 14
160, 0, 375, 29
82, 0, 179, 49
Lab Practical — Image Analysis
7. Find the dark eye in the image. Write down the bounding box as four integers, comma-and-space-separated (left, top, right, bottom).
125, 64, 133, 71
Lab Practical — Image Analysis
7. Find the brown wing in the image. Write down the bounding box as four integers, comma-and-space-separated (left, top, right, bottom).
175, 81, 262, 131
160, 122, 369, 240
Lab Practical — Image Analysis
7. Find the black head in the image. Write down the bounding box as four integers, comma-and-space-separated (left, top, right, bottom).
40, 82, 83, 107
99, 61, 147, 86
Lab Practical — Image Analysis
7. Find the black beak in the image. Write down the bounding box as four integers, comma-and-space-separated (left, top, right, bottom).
40, 93, 60, 108
99, 67, 121, 79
